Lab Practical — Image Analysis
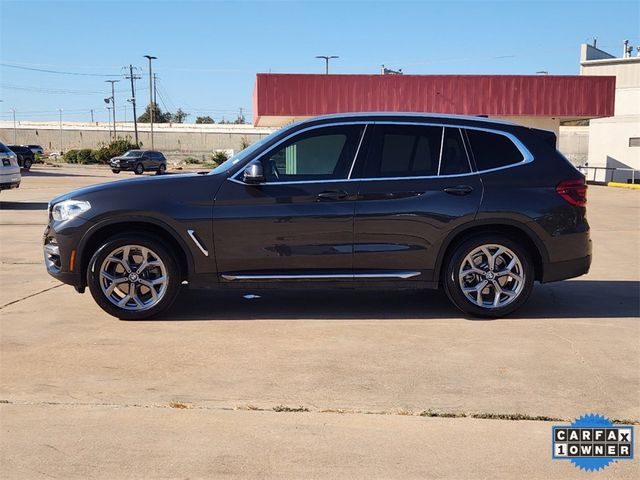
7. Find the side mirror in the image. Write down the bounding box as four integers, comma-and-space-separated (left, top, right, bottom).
243, 163, 265, 184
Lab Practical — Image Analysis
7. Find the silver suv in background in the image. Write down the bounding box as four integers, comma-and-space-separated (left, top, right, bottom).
0, 142, 21, 192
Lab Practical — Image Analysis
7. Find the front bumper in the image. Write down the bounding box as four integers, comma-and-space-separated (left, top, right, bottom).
109, 160, 134, 170
43, 219, 89, 289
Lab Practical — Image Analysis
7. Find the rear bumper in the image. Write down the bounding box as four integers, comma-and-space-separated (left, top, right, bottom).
541, 254, 591, 283
0, 180, 20, 190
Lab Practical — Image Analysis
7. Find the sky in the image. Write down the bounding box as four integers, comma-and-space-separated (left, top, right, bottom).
1, 0, 639, 124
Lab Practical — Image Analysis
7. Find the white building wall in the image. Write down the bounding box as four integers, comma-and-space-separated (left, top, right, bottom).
580, 44, 640, 183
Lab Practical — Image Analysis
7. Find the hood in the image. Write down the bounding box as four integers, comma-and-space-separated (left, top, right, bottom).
49, 172, 218, 206
111, 155, 140, 161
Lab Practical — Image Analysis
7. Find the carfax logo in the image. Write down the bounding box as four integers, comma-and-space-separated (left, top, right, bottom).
552, 413, 634, 471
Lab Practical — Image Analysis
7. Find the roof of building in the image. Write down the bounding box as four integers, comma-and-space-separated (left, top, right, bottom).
253, 73, 616, 127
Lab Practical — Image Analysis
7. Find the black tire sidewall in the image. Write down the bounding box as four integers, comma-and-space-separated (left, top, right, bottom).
87, 234, 181, 320
443, 234, 534, 318
24, 159, 32, 170
156, 164, 166, 175
135, 163, 144, 174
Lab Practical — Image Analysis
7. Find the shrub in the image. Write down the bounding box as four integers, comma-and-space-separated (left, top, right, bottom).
63, 149, 79, 163
92, 137, 140, 164
211, 151, 229, 164
184, 157, 202, 164
239, 136, 251, 150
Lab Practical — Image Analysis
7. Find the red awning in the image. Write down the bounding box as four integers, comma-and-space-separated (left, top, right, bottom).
253, 73, 615, 126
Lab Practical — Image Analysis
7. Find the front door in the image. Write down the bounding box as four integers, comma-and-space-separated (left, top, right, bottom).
212, 124, 366, 280
352, 123, 483, 282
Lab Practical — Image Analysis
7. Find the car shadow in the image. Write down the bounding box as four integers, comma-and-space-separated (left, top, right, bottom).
154, 279, 640, 321
0, 201, 49, 210
22, 169, 105, 178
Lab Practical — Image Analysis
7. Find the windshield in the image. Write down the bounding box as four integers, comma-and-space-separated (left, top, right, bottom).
209, 131, 279, 175
123, 150, 144, 157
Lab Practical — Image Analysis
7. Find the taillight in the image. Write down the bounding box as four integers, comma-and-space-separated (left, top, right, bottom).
556, 179, 587, 207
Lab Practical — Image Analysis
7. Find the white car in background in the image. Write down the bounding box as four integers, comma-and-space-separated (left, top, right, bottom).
0, 142, 21, 192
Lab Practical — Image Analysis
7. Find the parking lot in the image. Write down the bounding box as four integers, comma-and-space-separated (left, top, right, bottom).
1, 166, 639, 478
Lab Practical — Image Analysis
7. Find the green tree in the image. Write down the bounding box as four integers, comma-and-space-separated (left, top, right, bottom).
137, 103, 172, 123
195, 115, 215, 124
172, 108, 190, 124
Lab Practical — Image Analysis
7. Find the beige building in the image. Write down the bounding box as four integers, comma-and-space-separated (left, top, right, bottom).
580, 43, 640, 183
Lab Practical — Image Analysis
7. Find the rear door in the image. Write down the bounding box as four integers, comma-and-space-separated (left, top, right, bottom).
352, 123, 483, 283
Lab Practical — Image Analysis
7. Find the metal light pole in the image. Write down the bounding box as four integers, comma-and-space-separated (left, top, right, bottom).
10, 108, 16, 143
144, 55, 157, 150
58, 108, 63, 153
105, 107, 112, 139
105, 80, 119, 139
315, 55, 339, 74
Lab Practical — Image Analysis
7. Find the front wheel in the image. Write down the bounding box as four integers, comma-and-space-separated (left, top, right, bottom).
87, 235, 181, 319
134, 163, 144, 175
443, 234, 534, 318
111, 170, 120, 174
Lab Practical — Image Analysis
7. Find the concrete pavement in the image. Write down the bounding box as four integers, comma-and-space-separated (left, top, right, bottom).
1, 166, 639, 478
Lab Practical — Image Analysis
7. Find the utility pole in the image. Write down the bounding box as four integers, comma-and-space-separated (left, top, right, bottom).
153, 74, 158, 109
144, 55, 157, 150
105, 80, 119, 139
58, 108, 63, 153
10, 108, 16, 143
125, 64, 141, 145
238, 107, 244, 123
90, 109, 94, 123
315, 55, 339, 74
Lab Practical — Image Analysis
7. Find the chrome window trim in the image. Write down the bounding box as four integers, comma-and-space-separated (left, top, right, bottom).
436, 126, 445, 176
229, 121, 369, 184
227, 120, 533, 186
347, 124, 368, 179
221, 271, 420, 281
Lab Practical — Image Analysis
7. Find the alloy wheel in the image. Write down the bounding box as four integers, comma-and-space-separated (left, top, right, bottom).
99, 245, 168, 311
458, 244, 525, 309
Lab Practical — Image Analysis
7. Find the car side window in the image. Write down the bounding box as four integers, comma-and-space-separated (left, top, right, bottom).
260, 125, 364, 183
360, 124, 442, 178
466, 129, 524, 171
440, 128, 471, 175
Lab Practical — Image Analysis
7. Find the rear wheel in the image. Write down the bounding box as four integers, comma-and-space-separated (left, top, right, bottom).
111, 170, 120, 174
86, 234, 181, 320
23, 159, 32, 170
156, 163, 166, 175
134, 163, 144, 175
443, 234, 534, 318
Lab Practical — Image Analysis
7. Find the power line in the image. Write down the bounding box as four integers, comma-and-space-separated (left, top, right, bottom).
0, 62, 122, 77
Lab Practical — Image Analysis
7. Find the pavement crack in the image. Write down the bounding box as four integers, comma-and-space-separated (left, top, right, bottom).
2, 399, 637, 424
0, 284, 63, 310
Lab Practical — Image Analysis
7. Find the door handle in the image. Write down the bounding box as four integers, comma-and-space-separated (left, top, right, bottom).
443, 185, 474, 196
317, 190, 349, 201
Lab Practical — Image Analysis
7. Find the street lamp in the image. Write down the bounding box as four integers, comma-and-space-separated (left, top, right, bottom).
315, 55, 339, 74
144, 55, 157, 149
105, 80, 120, 139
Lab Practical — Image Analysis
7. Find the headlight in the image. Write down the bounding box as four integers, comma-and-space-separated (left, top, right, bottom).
51, 200, 91, 221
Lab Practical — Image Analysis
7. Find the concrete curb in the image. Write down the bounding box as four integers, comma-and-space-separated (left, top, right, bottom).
607, 182, 640, 190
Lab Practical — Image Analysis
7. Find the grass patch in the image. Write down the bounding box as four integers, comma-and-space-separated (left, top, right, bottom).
273, 405, 309, 413
168, 401, 190, 409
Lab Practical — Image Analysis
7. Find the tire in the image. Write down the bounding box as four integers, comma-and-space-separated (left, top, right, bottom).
112, 170, 120, 174
156, 163, 166, 175
23, 159, 32, 170
86, 234, 181, 320
134, 163, 144, 175
442, 233, 534, 318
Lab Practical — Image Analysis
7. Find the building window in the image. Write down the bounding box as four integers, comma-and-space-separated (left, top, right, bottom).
629, 137, 640, 147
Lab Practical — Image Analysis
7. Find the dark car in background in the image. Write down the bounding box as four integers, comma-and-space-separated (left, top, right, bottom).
109, 149, 167, 175
8, 145, 35, 170
44, 113, 590, 320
